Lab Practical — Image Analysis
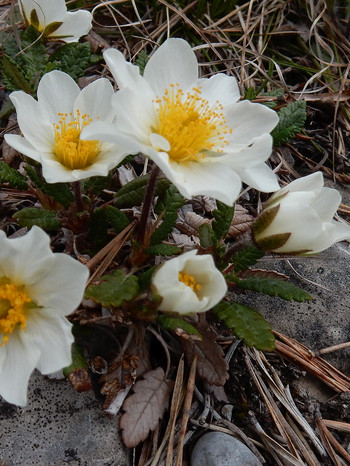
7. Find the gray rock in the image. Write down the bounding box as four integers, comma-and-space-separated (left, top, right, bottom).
191, 432, 262, 466
0, 371, 130, 466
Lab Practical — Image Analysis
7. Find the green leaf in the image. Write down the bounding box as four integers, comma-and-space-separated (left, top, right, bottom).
157, 314, 201, 338
213, 301, 275, 351
212, 201, 234, 239
114, 175, 171, 208
1, 55, 33, 92
198, 223, 216, 249
85, 270, 139, 307
83, 175, 109, 194
272, 100, 307, 146
145, 244, 181, 256
49, 42, 91, 80
0, 99, 15, 119
105, 205, 131, 233
88, 206, 130, 250
150, 185, 185, 245
135, 50, 149, 76
139, 266, 156, 291
25, 164, 73, 208
0, 161, 28, 190
234, 276, 312, 302
13, 208, 61, 231
63, 343, 88, 377
231, 246, 265, 273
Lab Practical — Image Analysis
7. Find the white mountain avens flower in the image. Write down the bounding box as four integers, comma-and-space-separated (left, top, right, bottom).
81, 38, 280, 206
151, 250, 227, 315
19, 0, 92, 43
253, 172, 350, 254
5, 70, 132, 183
0, 226, 89, 406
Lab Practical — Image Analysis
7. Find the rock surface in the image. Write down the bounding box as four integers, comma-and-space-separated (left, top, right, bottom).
191, 432, 263, 466
0, 371, 130, 466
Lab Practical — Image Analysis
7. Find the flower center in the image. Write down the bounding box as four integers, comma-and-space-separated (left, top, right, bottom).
154, 84, 231, 162
53, 110, 101, 170
178, 271, 202, 293
0, 278, 32, 346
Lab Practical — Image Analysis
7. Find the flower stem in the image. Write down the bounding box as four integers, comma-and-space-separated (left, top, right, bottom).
136, 164, 160, 245
73, 181, 84, 213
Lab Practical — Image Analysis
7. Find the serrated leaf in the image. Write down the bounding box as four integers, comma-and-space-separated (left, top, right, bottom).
272, 100, 307, 146
13, 208, 61, 231
150, 185, 185, 245
145, 244, 181, 256
213, 301, 275, 351
49, 42, 91, 80
198, 223, 215, 248
139, 266, 156, 291
0, 161, 28, 190
83, 175, 109, 194
229, 204, 254, 237
212, 200, 235, 239
1, 55, 33, 92
135, 50, 149, 76
0, 99, 15, 119
88, 206, 130, 250
157, 314, 201, 338
120, 367, 173, 447
85, 270, 139, 307
234, 276, 312, 302
105, 206, 130, 233
231, 246, 265, 272
114, 175, 171, 208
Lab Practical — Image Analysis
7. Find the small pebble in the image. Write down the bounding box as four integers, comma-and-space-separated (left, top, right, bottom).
191, 432, 263, 466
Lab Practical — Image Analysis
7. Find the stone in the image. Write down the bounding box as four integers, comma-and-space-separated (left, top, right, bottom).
0, 371, 130, 466
190, 431, 262, 466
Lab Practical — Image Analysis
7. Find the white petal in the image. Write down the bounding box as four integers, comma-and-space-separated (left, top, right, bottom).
26, 312, 74, 374
0, 330, 40, 406
197, 73, 240, 107
37, 70, 80, 123
74, 78, 115, 121
150, 133, 170, 152
4, 134, 45, 163
311, 187, 341, 222
151, 151, 242, 205
144, 38, 198, 97
312, 222, 350, 252
222, 133, 274, 167
237, 163, 280, 192
28, 253, 89, 313
0, 226, 55, 286
50, 10, 92, 42
224, 100, 279, 147
20, 0, 66, 25
9, 91, 53, 151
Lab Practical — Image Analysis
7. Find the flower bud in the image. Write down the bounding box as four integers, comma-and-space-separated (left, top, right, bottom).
253, 172, 350, 254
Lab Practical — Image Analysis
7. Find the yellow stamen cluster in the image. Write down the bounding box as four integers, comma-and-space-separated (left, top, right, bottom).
178, 271, 202, 293
0, 279, 31, 346
53, 110, 101, 170
154, 84, 231, 163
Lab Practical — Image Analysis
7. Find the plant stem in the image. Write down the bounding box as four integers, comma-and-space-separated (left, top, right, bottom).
136, 164, 160, 245
73, 181, 84, 213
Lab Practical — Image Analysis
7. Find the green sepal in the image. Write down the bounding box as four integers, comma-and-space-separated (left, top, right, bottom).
231, 246, 265, 273
198, 223, 216, 248
272, 100, 307, 146
135, 50, 149, 76
63, 343, 88, 377
150, 185, 185, 245
252, 204, 280, 236
114, 175, 171, 208
213, 301, 275, 351
0, 161, 28, 190
212, 200, 235, 239
145, 244, 181, 256
43, 22, 64, 37
234, 276, 312, 302
85, 270, 139, 308
157, 314, 201, 339
13, 208, 61, 231
29, 9, 40, 30
255, 232, 291, 251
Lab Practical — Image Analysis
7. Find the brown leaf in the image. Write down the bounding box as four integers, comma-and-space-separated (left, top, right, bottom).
120, 367, 174, 447
182, 325, 229, 386
239, 268, 289, 281
176, 211, 211, 236
67, 369, 92, 392
229, 204, 254, 237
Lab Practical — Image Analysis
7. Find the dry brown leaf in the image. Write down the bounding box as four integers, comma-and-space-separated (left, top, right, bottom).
120, 367, 174, 448
67, 369, 92, 392
182, 325, 229, 386
229, 204, 254, 237
239, 268, 289, 281
176, 211, 211, 236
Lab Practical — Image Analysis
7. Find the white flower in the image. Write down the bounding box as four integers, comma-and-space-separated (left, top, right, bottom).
5, 70, 132, 183
19, 0, 92, 43
81, 38, 280, 206
0, 226, 89, 406
151, 250, 227, 315
253, 172, 350, 254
